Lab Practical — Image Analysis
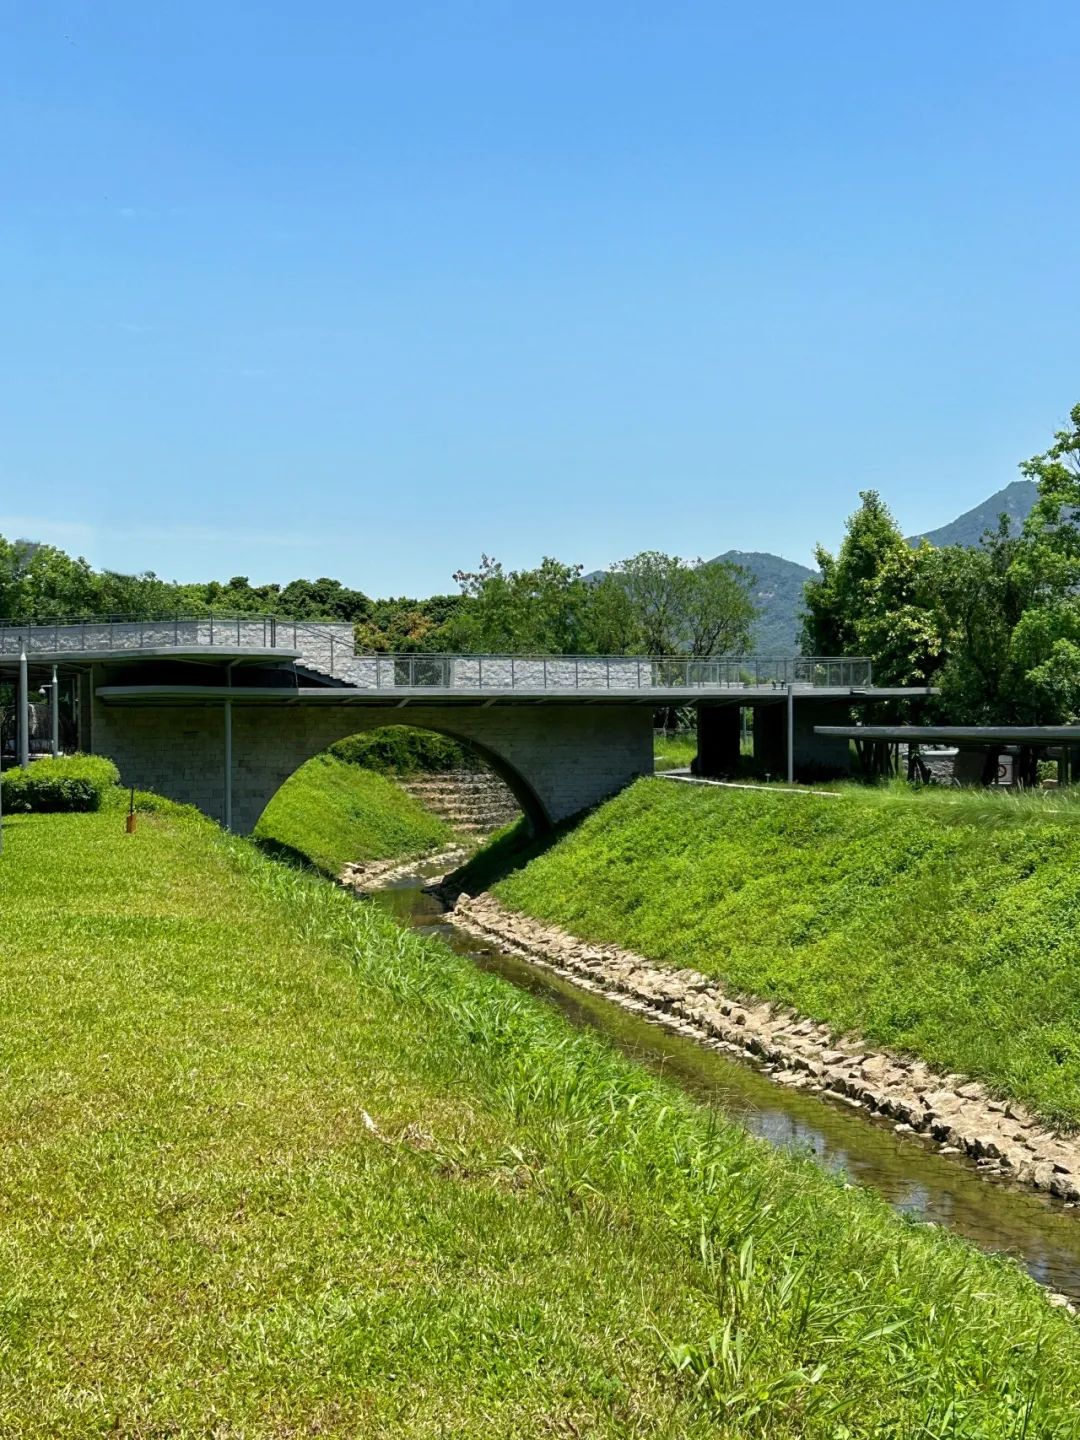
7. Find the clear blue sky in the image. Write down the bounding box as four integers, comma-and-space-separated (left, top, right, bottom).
3, 2, 1079, 597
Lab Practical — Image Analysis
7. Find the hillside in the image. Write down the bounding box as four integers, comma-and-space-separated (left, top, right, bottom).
906, 479, 1037, 548
709, 549, 816, 653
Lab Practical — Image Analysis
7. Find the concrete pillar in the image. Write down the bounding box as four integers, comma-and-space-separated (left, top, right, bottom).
695, 704, 741, 777
77, 671, 94, 752
791, 700, 854, 778
752, 698, 855, 781
751, 701, 787, 777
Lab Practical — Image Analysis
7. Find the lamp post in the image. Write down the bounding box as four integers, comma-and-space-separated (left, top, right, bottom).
17, 648, 29, 770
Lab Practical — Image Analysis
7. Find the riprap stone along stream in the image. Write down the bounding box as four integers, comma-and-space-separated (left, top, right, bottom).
365, 862, 1080, 1307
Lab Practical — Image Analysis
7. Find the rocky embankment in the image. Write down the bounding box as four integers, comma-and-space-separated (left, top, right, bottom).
451, 891, 1080, 1205
399, 771, 520, 835
341, 844, 471, 893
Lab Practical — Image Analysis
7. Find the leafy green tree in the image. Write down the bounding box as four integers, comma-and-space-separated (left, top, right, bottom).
1, 541, 97, 620
606, 551, 756, 656
802, 492, 945, 686
923, 406, 1080, 723
355, 594, 466, 652
449, 556, 601, 654
919, 522, 1033, 721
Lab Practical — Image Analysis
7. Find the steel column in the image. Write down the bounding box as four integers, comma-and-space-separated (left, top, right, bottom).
223, 699, 233, 830
17, 648, 29, 770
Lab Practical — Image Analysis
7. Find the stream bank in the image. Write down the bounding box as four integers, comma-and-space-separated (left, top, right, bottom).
366, 862, 1080, 1307
450, 893, 1080, 1206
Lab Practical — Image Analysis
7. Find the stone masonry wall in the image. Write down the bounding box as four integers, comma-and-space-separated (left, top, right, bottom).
90, 691, 655, 833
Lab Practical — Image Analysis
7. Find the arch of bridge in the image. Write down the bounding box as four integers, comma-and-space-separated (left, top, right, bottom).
88, 694, 656, 834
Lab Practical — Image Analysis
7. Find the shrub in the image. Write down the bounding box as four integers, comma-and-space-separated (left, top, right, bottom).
330, 725, 482, 774
0, 755, 120, 813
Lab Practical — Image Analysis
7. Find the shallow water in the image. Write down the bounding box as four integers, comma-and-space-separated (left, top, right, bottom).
370, 871, 1080, 1302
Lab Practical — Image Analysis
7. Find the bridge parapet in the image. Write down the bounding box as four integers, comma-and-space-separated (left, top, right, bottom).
0, 614, 350, 662
0, 615, 871, 692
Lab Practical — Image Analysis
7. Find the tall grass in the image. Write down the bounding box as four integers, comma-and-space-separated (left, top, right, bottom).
1, 807, 1077, 1433
493, 776, 1080, 1129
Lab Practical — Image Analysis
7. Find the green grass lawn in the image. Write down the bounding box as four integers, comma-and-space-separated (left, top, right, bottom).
653, 731, 697, 770
0, 807, 1078, 1434
492, 777, 1080, 1130
254, 751, 452, 875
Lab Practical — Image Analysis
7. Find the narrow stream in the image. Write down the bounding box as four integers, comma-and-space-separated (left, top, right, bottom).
369, 869, 1080, 1303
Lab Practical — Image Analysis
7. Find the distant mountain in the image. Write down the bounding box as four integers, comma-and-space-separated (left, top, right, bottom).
709, 550, 816, 654
906, 480, 1037, 549
709, 483, 1040, 654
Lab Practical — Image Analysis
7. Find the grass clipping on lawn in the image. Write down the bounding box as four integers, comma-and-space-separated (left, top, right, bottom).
0, 805, 1078, 1434
493, 776, 1080, 1132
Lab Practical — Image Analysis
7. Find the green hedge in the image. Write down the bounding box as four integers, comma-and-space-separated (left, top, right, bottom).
0, 755, 120, 813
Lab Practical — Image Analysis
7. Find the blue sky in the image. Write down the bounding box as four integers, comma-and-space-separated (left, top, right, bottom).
3, 2, 1079, 596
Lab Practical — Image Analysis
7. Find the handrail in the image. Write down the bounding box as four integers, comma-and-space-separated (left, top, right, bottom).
0, 617, 873, 689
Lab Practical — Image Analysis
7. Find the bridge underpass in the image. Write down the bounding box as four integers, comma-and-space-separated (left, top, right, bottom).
0, 618, 933, 831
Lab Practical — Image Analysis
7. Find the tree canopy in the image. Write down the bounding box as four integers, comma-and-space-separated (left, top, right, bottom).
803, 403, 1080, 723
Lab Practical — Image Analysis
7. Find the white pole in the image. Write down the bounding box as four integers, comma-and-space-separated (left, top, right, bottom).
18, 648, 29, 770
786, 682, 794, 784
51, 664, 59, 757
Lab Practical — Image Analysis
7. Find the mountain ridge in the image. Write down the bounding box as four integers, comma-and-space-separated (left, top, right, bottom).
712, 481, 1039, 653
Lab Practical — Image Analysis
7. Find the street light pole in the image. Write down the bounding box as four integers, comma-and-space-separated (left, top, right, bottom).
51, 665, 59, 758
18, 648, 29, 770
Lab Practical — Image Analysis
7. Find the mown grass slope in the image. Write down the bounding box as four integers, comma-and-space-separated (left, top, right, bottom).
493, 778, 1080, 1129
254, 751, 451, 875
2, 808, 1078, 1434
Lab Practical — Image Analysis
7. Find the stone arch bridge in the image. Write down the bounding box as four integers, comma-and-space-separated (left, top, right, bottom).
0, 618, 930, 832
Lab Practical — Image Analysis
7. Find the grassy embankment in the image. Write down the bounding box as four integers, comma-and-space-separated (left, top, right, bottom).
491, 777, 1080, 1130
2, 806, 1079, 1433
254, 752, 452, 875
653, 731, 697, 770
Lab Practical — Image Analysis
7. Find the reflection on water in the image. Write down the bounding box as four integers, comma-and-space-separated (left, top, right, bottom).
369, 871, 1080, 1302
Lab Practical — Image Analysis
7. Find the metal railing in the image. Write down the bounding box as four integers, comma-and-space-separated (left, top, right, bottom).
0, 616, 872, 691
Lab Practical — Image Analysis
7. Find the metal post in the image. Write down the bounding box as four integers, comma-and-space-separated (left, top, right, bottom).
51, 664, 59, 757
18, 648, 29, 770
786, 682, 794, 784
223, 679, 233, 832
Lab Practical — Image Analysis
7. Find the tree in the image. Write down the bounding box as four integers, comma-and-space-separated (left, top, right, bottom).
449, 556, 602, 654
606, 551, 757, 656
0, 540, 97, 620
802, 492, 945, 687
919, 521, 1034, 721
921, 406, 1080, 724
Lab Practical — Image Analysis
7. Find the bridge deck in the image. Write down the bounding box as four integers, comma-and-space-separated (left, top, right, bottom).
95, 683, 933, 707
